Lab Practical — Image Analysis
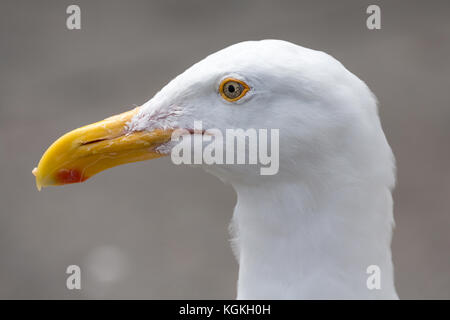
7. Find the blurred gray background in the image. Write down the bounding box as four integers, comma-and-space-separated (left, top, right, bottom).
1, 0, 449, 299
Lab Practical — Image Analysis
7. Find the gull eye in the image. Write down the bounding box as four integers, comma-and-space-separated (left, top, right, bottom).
219, 78, 250, 102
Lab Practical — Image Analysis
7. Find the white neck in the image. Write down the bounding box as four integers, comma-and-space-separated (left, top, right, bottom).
231, 176, 398, 299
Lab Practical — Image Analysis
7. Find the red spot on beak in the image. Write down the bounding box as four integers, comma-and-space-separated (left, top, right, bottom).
56, 169, 86, 184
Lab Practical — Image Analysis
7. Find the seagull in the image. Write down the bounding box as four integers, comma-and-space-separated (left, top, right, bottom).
33, 40, 397, 299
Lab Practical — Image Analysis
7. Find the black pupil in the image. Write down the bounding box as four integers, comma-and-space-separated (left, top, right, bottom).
228, 84, 235, 93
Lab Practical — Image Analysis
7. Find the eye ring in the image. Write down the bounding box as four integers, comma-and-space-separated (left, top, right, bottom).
219, 78, 250, 102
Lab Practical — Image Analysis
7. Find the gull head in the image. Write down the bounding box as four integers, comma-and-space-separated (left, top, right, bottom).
33, 40, 394, 190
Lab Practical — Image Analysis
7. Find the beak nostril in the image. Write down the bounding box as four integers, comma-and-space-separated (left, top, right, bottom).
80, 138, 107, 146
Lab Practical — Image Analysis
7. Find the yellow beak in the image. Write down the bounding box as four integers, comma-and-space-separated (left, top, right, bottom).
32, 107, 173, 190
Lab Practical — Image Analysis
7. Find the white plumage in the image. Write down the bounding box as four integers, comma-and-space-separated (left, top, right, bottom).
34, 39, 397, 299
128, 40, 398, 299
